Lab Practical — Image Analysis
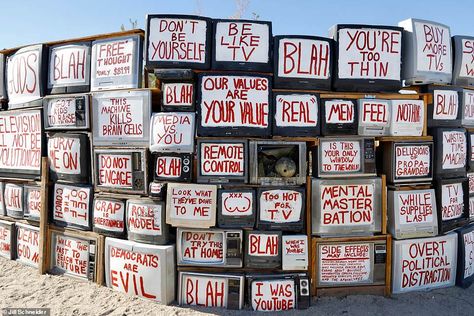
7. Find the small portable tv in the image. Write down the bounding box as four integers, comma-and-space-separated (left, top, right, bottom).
389, 99, 425, 136
461, 90, 474, 127
93, 148, 148, 195
432, 128, 466, 179
256, 187, 305, 232
197, 139, 248, 184
468, 132, 474, 171
398, 18, 452, 85
43, 94, 90, 130
126, 199, 169, 245
153, 152, 192, 183
312, 177, 382, 237
321, 98, 358, 136
435, 177, 469, 234
387, 188, 438, 239
4, 183, 23, 219
161, 82, 194, 112
51, 183, 93, 231
426, 86, 462, 127
145, 14, 212, 69
357, 99, 390, 136
456, 223, 474, 288
273, 35, 333, 90
212, 19, 272, 72
149, 112, 195, 153
329, 24, 403, 92
15, 223, 40, 268
249, 140, 306, 186
217, 188, 256, 229
105, 237, 175, 304
272, 92, 320, 137
92, 197, 125, 237
149, 182, 167, 200
176, 228, 243, 268
90, 34, 143, 91
315, 137, 376, 178
452, 35, 474, 87
381, 141, 433, 184
23, 185, 41, 222
244, 230, 281, 269
246, 273, 310, 311
282, 235, 308, 271
47, 42, 91, 94
47, 133, 91, 183
0, 219, 15, 260
178, 272, 244, 310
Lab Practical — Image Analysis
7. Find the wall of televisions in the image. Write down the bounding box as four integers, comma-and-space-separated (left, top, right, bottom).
0, 13, 473, 312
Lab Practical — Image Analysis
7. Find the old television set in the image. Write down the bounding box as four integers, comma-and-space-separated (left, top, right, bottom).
93, 148, 148, 195
456, 223, 474, 288
314, 137, 376, 178
0, 219, 15, 260
426, 86, 462, 127
15, 223, 40, 268
51, 183, 93, 231
161, 82, 195, 112
435, 177, 469, 234
178, 272, 244, 310
217, 188, 256, 229
90, 34, 143, 91
392, 234, 457, 293
23, 185, 41, 222
387, 188, 438, 239
47, 133, 91, 183
381, 141, 433, 184
256, 187, 305, 232
47, 42, 91, 94
0, 53, 6, 104
126, 199, 169, 245
145, 14, 212, 70
176, 228, 242, 268
148, 182, 167, 200
197, 139, 248, 184
43, 94, 90, 130
212, 19, 272, 72
49, 230, 97, 282
272, 92, 320, 137
273, 35, 333, 90
0, 181, 4, 216
321, 99, 358, 136
357, 99, 390, 136
432, 128, 467, 179
312, 177, 382, 237
92, 89, 151, 147
329, 24, 403, 92
462, 90, 474, 128
244, 230, 281, 268
452, 36, 474, 87
389, 99, 425, 136
92, 197, 125, 237
398, 18, 452, 85
149, 112, 195, 153
104, 237, 175, 304
249, 140, 306, 186
246, 273, 310, 311
153, 152, 192, 183
282, 235, 308, 271
468, 132, 474, 171
6, 45, 47, 109
314, 238, 387, 290
4, 183, 23, 219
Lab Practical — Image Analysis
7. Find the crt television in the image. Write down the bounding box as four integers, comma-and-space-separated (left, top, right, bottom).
4, 183, 24, 219
23, 185, 41, 222
426, 86, 462, 127
282, 235, 308, 271
149, 112, 195, 153
244, 230, 281, 269
51, 183, 93, 231
152, 152, 193, 183
461, 90, 474, 128
468, 131, 474, 171
0, 181, 4, 216
452, 35, 474, 87
389, 99, 425, 136
432, 128, 466, 179
161, 82, 195, 112
357, 98, 390, 136
15, 223, 40, 268
435, 177, 469, 234
321, 99, 358, 136
92, 197, 125, 237
43, 94, 90, 130
126, 199, 169, 245
0, 219, 15, 260
217, 188, 256, 229
456, 223, 474, 288
0, 53, 6, 102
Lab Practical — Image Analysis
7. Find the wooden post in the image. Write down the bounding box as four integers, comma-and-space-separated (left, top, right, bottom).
38, 157, 49, 274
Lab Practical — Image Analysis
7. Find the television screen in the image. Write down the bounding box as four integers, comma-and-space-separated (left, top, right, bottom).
389, 100, 425, 136
6, 45, 46, 109
217, 188, 256, 229
398, 18, 452, 85
432, 128, 466, 178
47, 133, 91, 183
161, 82, 194, 112
0, 110, 43, 179
427, 87, 461, 127
321, 99, 358, 136
282, 235, 308, 271
392, 233, 457, 293
145, 14, 211, 69
452, 35, 474, 87
0, 181, 4, 216
16, 223, 39, 268
105, 237, 175, 304
0, 219, 15, 259
92, 89, 151, 146
150, 112, 195, 153
312, 177, 382, 236
43, 94, 90, 130
153, 152, 193, 182
197, 139, 248, 184
357, 99, 390, 136
166, 183, 217, 228
456, 223, 474, 288
273, 35, 332, 90
462, 90, 474, 127
23, 185, 41, 221
387, 188, 438, 239
244, 230, 281, 268
178, 272, 245, 309
257, 187, 305, 232
4, 183, 23, 219
272, 92, 320, 137
212, 19, 272, 72
47, 42, 91, 94
126, 199, 169, 245
435, 177, 469, 234
90, 35, 143, 91
196, 73, 271, 137
52, 183, 93, 230
93, 197, 125, 237
0, 53, 7, 102
329, 24, 403, 92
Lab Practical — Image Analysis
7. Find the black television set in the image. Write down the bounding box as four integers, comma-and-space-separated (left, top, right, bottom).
153, 152, 192, 183
244, 230, 281, 268
426, 86, 462, 127
435, 177, 469, 234
320, 98, 358, 135
217, 188, 256, 229
51, 183, 93, 231
92, 197, 126, 237
461, 90, 474, 128
273, 35, 333, 90
43, 94, 90, 131
468, 131, 474, 171
0, 53, 6, 103
432, 128, 466, 179
161, 82, 195, 112
456, 223, 474, 288
452, 35, 474, 87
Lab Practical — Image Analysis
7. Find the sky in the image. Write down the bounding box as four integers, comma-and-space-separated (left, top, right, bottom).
1, 0, 473, 49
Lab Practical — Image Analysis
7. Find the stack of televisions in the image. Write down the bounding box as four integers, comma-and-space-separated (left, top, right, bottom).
0, 13, 473, 312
